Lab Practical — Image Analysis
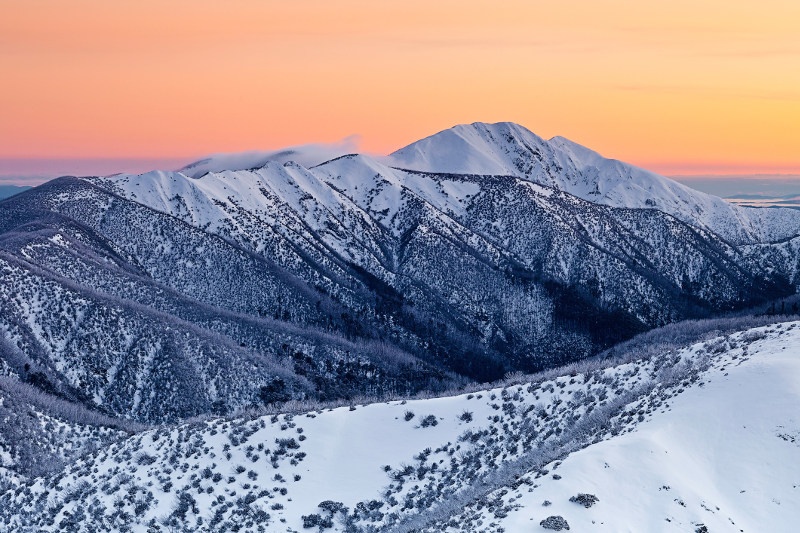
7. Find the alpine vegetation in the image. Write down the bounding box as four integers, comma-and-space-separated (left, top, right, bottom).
1, 322, 799, 531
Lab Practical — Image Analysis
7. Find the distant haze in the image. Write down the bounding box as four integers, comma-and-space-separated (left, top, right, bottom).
0, 158, 197, 186
675, 175, 800, 207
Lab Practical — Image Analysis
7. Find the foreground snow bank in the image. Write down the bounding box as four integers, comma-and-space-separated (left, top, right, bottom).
442, 322, 800, 532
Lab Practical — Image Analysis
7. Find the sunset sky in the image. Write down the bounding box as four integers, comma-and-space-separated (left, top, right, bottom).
2, 0, 800, 183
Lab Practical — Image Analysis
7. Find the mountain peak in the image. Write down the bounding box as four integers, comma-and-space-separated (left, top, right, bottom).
388, 121, 549, 176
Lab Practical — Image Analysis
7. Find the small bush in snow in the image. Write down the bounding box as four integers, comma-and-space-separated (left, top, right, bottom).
569, 493, 599, 508
302, 513, 322, 528
540, 515, 570, 530
136, 453, 156, 466
420, 415, 438, 427
318, 500, 347, 514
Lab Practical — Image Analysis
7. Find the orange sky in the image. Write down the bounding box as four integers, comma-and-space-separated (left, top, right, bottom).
2, 0, 800, 178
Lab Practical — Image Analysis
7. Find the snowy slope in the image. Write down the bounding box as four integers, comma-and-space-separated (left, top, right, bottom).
390, 122, 800, 244
443, 323, 800, 532
3, 320, 798, 531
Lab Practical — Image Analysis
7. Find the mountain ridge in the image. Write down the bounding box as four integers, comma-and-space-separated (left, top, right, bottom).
0, 121, 798, 428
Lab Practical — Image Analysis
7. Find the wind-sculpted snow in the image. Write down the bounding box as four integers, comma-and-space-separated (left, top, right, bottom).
2, 321, 798, 531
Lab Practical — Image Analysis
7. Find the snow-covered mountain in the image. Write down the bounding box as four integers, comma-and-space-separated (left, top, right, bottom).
389, 122, 800, 244
2, 121, 800, 531
2, 319, 798, 531
0, 122, 798, 429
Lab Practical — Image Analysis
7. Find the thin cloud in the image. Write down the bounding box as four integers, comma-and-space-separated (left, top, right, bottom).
179, 136, 365, 178
0, 174, 44, 186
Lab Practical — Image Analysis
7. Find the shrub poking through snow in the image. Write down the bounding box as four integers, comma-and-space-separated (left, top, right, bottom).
302, 513, 322, 528
569, 493, 599, 508
420, 415, 438, 427
540, 515, 570, 530
318, 500, 347, 515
